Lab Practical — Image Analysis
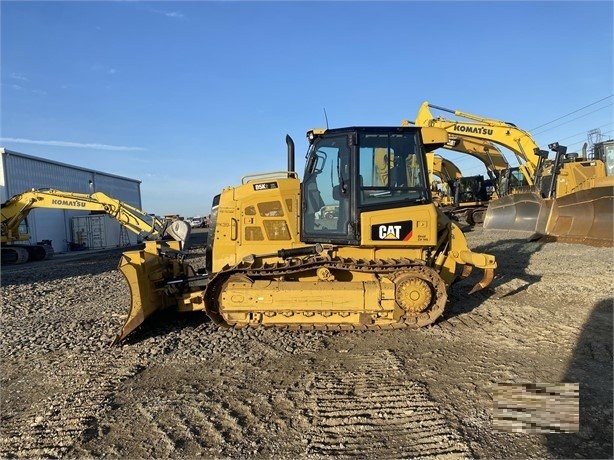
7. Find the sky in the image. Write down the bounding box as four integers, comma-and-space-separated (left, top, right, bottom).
1, 0, 613, 217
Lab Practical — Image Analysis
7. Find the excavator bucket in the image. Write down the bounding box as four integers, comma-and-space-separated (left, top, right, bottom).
543, 186, 614, 246
112, 241, 182, 345
484, 187, 614, 246
483, 192, 553, 239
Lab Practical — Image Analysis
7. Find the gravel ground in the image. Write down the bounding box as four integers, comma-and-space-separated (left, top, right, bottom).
1, 228, 612, 459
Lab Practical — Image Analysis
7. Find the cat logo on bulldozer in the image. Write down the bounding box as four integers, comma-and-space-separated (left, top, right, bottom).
371, 220, 413, 241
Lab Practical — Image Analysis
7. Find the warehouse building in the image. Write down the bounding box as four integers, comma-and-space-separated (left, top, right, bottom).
1, 148, 143, 254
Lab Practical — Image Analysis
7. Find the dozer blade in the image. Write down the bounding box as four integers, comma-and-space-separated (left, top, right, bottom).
544, 185, 614, 247
483, 192, 553, 238
113, 243, 180, 345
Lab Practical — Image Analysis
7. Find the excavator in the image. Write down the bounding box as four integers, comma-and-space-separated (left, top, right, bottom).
113, 125, 497, 344
427, 152, 494, 225
1, 189, 191, 264
428, 153, 459, 207
416, 120, 512, 226
412, 102, 614, 246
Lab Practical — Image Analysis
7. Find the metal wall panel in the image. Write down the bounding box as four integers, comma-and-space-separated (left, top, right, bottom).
94, 174, 142, 208
0, 152, 7, 202
72, 214, 138, 250
1, 149, 141, 253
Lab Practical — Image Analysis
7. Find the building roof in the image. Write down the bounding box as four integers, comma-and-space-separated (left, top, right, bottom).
0, 147, 141, 184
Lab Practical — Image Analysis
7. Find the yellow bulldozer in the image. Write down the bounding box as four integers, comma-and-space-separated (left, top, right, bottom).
413, 102, 614, 246
1, 189, 191, 264
114, 125, 497, 344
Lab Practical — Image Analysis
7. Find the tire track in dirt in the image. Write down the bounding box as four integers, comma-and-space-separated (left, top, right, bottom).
94, 368, 305, 459
0, 357, 142, 458
304, 350, 470, 459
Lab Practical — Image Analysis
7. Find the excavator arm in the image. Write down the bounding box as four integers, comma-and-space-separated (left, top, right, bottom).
406, 119, 509, 179
410, 101, 544, 185
1, 188, 190, 248
430, 153, 462, 182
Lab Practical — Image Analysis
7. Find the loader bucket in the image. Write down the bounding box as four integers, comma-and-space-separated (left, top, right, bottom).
483, 192, 553, 238
113, 242, 180, 344
543, 185, 614, 247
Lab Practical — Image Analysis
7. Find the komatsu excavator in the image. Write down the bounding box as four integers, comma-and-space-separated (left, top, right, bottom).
427, 153, 461, 206
427, 153, 494, 225
412, 102, 614, 246
114, 125, 497, 344
1, 189, 191, 264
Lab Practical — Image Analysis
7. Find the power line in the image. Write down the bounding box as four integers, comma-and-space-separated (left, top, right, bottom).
531, 104, 613, 136
567, 129, 613, 149
529, 95, 613, 131
555, 122, 614, 142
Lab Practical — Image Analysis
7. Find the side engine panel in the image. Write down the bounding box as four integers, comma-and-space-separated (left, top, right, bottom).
210, 175, 302, 273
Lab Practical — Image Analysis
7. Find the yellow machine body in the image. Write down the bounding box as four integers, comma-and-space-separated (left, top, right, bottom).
115, 126, 496, 343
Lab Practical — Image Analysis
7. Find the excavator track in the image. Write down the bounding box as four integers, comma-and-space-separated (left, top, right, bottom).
204, 256, 448, 331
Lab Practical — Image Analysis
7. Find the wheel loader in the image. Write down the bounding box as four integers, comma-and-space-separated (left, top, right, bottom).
114, 125, 496, 344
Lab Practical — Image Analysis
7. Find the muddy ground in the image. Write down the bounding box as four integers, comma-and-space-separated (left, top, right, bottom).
1, 228, 612, 459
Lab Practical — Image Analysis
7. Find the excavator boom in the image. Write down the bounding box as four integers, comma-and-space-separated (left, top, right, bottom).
413, 101, 540, 184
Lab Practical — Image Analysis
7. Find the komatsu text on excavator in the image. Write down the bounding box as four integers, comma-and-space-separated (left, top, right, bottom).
115, 126, 497, 344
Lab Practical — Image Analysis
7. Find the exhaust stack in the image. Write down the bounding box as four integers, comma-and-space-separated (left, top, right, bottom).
286, 134, 295, 172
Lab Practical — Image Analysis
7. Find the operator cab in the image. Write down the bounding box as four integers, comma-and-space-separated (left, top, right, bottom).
301, 127, 432, 245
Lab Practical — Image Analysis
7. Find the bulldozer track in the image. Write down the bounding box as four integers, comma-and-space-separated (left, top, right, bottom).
304, 350, 471, 458
205, 256, 447, 330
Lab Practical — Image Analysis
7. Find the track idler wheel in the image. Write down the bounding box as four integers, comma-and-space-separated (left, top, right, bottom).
392, 267, 447, 327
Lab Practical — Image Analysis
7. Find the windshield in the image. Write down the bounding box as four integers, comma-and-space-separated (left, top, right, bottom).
600, 142, 614, 176
358, 131, 428, 206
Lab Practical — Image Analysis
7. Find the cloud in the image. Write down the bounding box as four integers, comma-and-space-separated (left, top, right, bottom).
7, 75, 45, 94
149, 8, 184, 18
10, 73, 28, 81
0, 137, 146, 152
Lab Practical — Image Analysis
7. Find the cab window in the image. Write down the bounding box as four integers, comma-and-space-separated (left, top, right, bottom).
302, 135, 352, 238
358, 132, 426, 206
